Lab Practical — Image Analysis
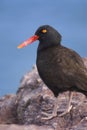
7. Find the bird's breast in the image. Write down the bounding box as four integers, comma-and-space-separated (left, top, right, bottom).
36, 47, 67, 89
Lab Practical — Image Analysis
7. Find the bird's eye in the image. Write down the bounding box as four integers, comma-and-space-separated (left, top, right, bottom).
41, 29, 47, 33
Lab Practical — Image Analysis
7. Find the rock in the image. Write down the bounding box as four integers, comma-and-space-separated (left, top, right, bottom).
82, 57, 87, 68
0, 58, 87, 130
0, 124, 54, 130
0, 94, 17, 124
16, 65, 55, 125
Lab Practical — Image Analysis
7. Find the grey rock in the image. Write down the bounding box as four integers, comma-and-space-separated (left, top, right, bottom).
0, 124, 54, 130
0, 94, 17, 124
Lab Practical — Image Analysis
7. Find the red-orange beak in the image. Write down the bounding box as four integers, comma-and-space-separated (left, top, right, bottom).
17, 35, 39, 49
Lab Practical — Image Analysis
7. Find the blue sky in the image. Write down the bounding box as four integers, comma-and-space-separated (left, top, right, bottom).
0, 0, 87, 96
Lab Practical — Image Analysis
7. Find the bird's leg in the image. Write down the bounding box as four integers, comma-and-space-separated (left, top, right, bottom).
59, 91, 73, 117
42, 92, 73, 120
73, 93, 85, 109
42, 97, 59, 120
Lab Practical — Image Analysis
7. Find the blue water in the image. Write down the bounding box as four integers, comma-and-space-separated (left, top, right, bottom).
0, 0, 87, 96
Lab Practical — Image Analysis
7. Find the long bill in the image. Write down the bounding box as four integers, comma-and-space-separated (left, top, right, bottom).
17, 35, 39, 49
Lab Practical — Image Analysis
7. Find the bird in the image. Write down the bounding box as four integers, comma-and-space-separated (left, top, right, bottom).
17, 25, 87, 120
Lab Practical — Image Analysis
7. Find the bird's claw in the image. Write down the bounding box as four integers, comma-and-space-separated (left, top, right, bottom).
41, 111, 57, 120
58, 105, 72, 117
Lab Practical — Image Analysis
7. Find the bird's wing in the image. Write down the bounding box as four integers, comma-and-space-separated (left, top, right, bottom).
57, 46, 87, 91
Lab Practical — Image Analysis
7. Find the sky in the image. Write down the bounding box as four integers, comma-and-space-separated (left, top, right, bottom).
0, 0, 87, 96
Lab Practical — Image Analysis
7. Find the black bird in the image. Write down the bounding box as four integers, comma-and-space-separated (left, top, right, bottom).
18, 25, 87, 119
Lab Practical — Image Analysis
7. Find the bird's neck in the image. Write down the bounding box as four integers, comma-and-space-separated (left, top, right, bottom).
37, 41, 60, 52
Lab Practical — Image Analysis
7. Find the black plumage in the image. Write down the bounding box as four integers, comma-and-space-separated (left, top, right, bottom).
36, 25, 87, 97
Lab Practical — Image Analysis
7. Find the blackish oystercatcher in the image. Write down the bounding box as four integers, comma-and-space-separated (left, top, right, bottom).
18, 25, 87, 120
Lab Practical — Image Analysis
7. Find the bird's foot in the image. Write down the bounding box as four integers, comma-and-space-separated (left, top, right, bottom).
58, 105, 72, 117
42, 111, 57, 120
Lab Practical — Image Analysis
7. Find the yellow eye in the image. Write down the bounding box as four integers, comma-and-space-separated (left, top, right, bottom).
41, 29, 47, 33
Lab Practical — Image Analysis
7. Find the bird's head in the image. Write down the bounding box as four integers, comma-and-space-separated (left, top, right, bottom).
17, 25, 62, 49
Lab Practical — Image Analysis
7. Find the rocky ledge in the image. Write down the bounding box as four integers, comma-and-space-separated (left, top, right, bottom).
0, 57, 87, 130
